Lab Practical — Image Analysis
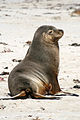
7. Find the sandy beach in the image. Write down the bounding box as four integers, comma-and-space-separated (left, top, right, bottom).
0, 0, 80, 120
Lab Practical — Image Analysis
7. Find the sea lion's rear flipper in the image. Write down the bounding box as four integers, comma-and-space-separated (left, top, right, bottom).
11, 91, 27, 99
55, 91, 79, 97
0, 91, 27, 100
32, 93, 61, 100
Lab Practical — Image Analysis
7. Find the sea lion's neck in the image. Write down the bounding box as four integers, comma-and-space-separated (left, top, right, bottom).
27, 39, 59, 71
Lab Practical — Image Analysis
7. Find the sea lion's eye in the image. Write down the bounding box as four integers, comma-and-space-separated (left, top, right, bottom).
47, 30, 53, 34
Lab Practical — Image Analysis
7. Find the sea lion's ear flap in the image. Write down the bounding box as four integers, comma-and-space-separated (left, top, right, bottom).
42, 32, 47, 40
42, 32, 46, 37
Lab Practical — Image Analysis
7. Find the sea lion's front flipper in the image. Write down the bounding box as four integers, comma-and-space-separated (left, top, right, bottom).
0, 91, 27, 100
32, 93, 61, 100
55, 91, 79, 97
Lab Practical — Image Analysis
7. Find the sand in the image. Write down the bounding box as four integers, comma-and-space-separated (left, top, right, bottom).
0, 0, 80, 120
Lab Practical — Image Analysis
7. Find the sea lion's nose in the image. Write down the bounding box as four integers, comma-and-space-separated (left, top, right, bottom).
59, 29, 64, 35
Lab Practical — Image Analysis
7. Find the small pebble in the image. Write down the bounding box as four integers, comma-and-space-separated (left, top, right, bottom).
26, 41, 32, 45
73, 79, 80, 83
0, 77, 4, 81
28, 115, 32, 117
73, 85, 80, 89
33, 117, 40, 120
40, 107, 45, 110
0, 105, 6, 109
4, 67, 8, 69
0, 71, 9, 75
12, 59, 22, 62
69, 43, 80, 47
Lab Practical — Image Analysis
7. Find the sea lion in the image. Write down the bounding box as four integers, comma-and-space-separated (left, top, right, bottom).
0, 25, 78, 100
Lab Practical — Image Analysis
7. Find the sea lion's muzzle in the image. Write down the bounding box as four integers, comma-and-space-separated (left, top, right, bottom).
51, 29, 64, 42
56, 29, 64, 39
42, 28, 64, 44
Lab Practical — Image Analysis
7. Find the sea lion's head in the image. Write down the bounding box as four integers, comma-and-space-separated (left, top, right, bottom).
33, 25, 64, 45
